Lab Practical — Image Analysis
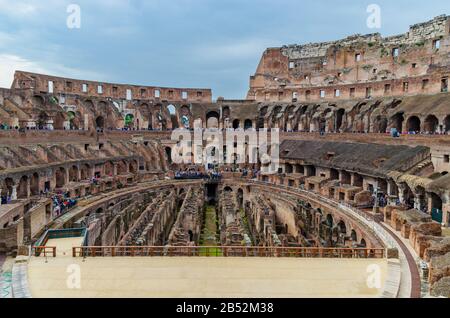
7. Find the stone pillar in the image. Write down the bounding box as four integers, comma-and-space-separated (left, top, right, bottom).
84, 114, 89, 131
46, 120, 54, 130
397, 183, 406, 205
11, 185, 17, 201
25, 178, 30, 198
65, 168, 70, 185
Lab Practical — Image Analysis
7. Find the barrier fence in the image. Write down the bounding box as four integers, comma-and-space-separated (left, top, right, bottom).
72, 246, 386, 259
33, 246, 57, 257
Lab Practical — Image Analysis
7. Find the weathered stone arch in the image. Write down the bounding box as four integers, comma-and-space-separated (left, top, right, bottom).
424, 115, 439, 133
244, 119, 253, 130
80, 164, 91, 180
444, 115, 450, 132
95, 116, 105, 130
390, 113, 404, 132
406, 115, 421, 133
18, 175, 29, 199
206, 111, 220, 129
30, 172, 40, 196
69, 165, 79, 182
104, 161, 114, 176
55, 167, 67, 188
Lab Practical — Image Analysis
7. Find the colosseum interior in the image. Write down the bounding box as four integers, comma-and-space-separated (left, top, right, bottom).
1, 14, 450, 299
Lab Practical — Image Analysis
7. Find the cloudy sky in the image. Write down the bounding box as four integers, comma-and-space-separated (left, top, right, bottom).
0, 0, 449, 99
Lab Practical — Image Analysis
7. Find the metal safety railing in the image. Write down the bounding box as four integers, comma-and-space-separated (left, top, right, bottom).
72, 246, 386, 259
32, 246, 57, 257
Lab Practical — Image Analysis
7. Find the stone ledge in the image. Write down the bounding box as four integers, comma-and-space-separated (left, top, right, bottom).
381, 259, 402, 298
11, 257, 32, 298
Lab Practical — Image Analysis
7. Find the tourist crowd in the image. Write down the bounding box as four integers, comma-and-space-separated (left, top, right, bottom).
52, 192, 78, 218
174, 170, 222, 180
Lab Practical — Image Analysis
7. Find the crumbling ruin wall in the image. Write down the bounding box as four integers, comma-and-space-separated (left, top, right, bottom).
168, 186, 204, 246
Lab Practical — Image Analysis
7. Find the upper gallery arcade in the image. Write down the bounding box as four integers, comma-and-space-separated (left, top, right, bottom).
247, 15, 450, 103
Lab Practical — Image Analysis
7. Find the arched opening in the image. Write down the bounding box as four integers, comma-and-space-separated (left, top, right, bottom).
444, 115, 450, 133
295, 164, 305, 174
95, 116, 105, 130
117, 161, 128, 175
167, 105, 179, 129
237, 188, 244, 209
374, 115, 388, 133
258, 107, 268, 129
222, 106, 231, 128
406, 116, 421, 133
104, 161, 114, 177
335, 109, 345, 132
30, 173, 39, 196
353, 173, 363, 187
232, 119, 240, 129
285, 163, 293, 174
424, 115, 438, 133
430, 192, 443, 223
129, 161, 137, 174
224, 186, 233, 192
337, 221, 347, 235
3, 178, 14, 198
179, 105, 191, 129
80, 164, 90, 180
37, 112, 49, 129
167, 104, 176, 116
337, 221, 347, 246
351, 230, 358, 243
244, 119, 253, 130
124, 114, 134, 128
53, 112, 65, 130
326, 214, 334, 228
18, 176, 29, 199
188, 230, 194, 242
330, 169, 339, 180
67, 111, 78, 130
401, 183, 415, 209
69, 165, 79, 182
165, 147, 172, 164
305, 90, 311, 100
206, 111, 220, 129
341, 171, 351, 185
55, 167, 66, 188
32, 95, 45, 107
390, 113, 404, 132
360, 239, 367, 248
181, 116, 190, 129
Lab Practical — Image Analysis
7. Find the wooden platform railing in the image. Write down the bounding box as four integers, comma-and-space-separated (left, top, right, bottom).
33, 246, 57, 257
72, 246, 386, 259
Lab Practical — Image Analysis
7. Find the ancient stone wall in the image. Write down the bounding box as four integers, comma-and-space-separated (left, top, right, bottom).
248, 15, 450, 103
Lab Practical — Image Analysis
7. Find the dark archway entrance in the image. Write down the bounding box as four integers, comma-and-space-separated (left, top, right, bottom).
406, 116, 421, 133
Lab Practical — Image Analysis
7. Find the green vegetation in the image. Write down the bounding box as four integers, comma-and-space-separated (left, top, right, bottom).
415, 41, 425, 47
239, 208, 253, 246
199, 205, 223, 256
380, 47, 389, 58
